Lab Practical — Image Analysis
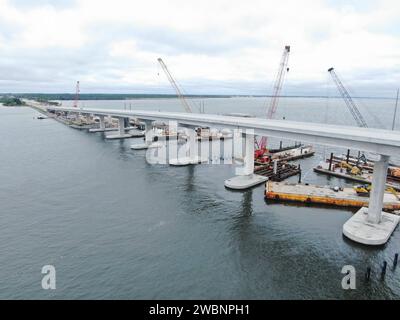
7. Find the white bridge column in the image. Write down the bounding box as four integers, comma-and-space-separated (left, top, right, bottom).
130, 120, 157, 150
105, 117, 132, 139
224, 130, 267, 190
241, 132, 254, 176
118, 117, 125, 136
233, 129, 243, 163
169, 125, 201, 166
368, 155, 389, 224
99, 115, 105, 130
187, 127, 198, 162
144, 120, 154, 145
343, 154, 400, 245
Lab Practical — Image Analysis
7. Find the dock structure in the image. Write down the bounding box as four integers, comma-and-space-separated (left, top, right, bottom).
45, 106, 400, 246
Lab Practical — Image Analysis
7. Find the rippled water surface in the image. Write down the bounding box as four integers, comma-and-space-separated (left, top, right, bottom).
0, 97, 399, 299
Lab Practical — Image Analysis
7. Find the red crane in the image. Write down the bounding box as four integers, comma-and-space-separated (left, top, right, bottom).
255, 46, 290, 160
73, 81, 80, 108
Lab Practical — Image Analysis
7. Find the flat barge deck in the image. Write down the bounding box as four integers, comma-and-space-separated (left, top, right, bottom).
313, 164, 400, 191
265, 181, 400, 211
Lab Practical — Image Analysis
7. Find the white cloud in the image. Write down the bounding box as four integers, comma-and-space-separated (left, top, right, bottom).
0, 0, 399, 95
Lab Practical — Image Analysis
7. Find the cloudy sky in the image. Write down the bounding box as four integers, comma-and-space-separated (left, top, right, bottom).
0, 0, 399, 96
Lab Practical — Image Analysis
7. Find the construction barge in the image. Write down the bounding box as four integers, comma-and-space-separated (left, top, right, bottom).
314, 158, 400, 191
255, 145, 314, 165
265, 181, 400, 211
255, 162, 301, 181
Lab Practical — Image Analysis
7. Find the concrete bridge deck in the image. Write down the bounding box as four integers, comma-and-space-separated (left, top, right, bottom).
48, 107, 400, 156
47, 106, 400, 246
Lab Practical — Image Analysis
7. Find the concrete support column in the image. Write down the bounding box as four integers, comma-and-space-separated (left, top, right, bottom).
118, 117, 126, 136
144, 120, 153, 145
130, 120, 156, 150
368, 154, 390, 224
187, 128, 197, 161
222, 131, 232, 164
242, 132, 254, 176
343, 154, 399, 245
225, 130, 267, 189
233, 129, 243, 162
99, 115, 105, 130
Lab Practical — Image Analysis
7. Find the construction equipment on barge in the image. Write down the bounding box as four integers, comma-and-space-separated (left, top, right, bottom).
328, 151, 400, 182
265, 181, 400, 211
255, 161, 301, 181
314, 152, 400, 190
255, 144, 314, 165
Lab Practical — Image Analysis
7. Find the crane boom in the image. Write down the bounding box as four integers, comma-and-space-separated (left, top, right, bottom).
158, 58, 192, 113
267, 45, 290, 119
73, 81, 80, 108
328, 67, 368, 128
256, 45, 290, 151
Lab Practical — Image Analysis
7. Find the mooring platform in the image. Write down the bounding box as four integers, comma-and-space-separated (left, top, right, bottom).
130, 142, 162, 150
105, 133, 135, 140
224, 174, 268, 190
89, 127, 119, 133
343, 207, 400, 245
89, 126, 138, 133
105, 130, 145, 140
169, 156, 208, 166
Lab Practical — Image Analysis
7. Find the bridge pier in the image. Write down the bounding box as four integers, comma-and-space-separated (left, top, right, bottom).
105, 117, 139, 140
121, 118, 127, 135
88, 115, 108, 132
343, 154, 400, 245
99, 115, 105, 131
130, 120, 159, 150
169, 126, 205, 166
224, 131, 268, 190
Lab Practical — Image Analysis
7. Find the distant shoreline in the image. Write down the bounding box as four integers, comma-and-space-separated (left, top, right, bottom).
1, 93, 397, 101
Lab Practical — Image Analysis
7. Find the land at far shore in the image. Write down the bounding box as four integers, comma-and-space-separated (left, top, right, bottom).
0, 96, 27, 107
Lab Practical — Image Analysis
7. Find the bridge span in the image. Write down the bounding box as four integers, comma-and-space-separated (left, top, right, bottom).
47, 106, 400, 246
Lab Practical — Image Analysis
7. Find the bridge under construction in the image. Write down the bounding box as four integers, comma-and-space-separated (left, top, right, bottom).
44, 104, 400, 246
